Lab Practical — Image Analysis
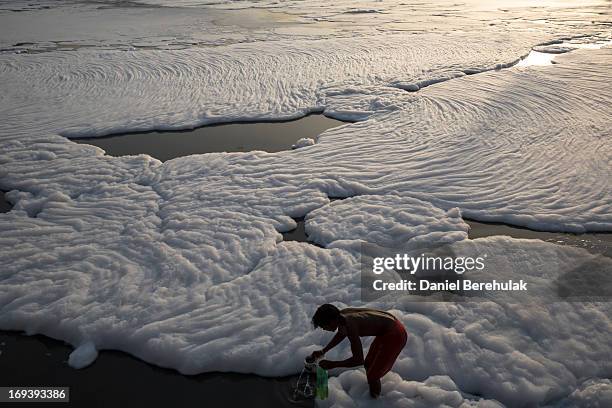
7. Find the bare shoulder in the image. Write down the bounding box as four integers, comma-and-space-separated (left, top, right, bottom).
340, 307, 379, 316
341, 308, 398, 336
341, 307, 397, 320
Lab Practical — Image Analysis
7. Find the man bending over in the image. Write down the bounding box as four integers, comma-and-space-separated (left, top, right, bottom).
309, 304, 407, 398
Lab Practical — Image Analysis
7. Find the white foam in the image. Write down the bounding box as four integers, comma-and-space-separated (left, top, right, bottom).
292, 138, 315, 149
554, 379, 612, 407
68, 341, 98, 369
318, 371, 505, 407
0, 2, 611, 407
305, 195, 469, 248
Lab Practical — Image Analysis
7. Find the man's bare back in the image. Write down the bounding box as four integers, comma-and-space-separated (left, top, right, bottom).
338, 307, 397, 337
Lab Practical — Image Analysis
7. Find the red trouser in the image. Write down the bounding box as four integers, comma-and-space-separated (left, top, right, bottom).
365, 319, 407, 382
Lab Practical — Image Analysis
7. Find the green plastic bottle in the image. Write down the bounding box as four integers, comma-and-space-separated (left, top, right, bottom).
316, 366, 328, 400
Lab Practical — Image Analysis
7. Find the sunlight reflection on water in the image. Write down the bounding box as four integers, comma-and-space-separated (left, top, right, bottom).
516, 50, 556, 67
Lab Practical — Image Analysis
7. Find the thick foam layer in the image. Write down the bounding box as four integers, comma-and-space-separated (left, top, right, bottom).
1, 2, 611, 407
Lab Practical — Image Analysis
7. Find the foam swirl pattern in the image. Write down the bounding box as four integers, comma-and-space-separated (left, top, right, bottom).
1, 3, 611, 407
0, 31, 544, 139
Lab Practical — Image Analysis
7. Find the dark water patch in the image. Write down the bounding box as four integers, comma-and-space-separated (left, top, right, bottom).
466, 219, 611, 257
328, 196, 352, 202
0, 191, 12, 213
73, 115, 344, 162
282, 197, 354, 245
0, 330, 312, 408
283, 217, 308, 243
282, 217, 323, 248
95, 0, 165, 10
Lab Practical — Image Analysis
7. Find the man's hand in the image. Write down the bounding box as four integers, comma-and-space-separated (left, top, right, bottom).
309, 350, 325, 361
318, 359, 336, 370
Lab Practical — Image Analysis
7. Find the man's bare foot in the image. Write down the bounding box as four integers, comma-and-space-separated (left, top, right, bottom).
368, 379, 381, 398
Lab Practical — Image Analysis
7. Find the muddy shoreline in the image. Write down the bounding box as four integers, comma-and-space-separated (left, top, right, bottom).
0, 330, 312, 408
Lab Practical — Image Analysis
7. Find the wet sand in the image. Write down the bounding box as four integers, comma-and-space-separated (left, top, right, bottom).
0, 330, 312, 408
467, 219, 612, 257
0, 191, 11, 213
73, 114, 344, 162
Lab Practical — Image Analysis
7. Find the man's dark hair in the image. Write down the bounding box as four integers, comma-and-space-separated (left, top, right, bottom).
312, 303, 340, 329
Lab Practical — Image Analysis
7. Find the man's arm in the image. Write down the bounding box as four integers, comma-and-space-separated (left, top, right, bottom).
323, 331, 347, 353
319, 327, 364, 369
311, 331, 346, 359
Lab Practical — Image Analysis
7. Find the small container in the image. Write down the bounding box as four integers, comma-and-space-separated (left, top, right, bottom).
292, 356, 328, 401
304, 356, 317, 372
293, 357, 317, 400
